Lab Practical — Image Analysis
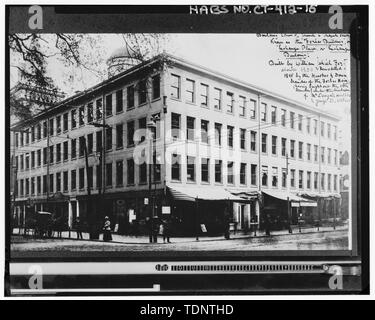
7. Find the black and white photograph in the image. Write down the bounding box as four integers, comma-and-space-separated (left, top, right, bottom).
4, 4, 368, 296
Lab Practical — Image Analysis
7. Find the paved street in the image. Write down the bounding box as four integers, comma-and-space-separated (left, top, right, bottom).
11, 228, 348, 253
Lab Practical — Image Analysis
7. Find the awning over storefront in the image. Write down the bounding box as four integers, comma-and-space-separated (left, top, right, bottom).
263, 190, 317, 207
298, 192, 341, 199
167, 185, 245, 202
227, 189, 259, 201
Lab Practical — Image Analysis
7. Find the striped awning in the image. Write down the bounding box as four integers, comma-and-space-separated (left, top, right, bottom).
167, 185, 245, 202
263, 190, 315, 204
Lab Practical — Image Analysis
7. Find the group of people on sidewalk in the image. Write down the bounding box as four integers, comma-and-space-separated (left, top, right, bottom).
146, 217, 172, 244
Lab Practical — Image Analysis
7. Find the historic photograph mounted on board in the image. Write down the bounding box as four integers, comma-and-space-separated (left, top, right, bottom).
9, 32, 352, 254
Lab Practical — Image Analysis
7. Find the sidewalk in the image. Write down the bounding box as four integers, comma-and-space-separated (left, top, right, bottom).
12, 224, 348, 244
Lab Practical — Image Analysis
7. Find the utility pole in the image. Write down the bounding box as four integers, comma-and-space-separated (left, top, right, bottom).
83, 136, 94, 239
286, 153, 292, 233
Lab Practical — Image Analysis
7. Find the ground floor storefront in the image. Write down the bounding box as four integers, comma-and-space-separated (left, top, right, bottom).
12, 188, 344, 237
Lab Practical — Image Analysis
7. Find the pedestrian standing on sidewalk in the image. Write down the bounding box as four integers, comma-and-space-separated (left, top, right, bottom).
161, 218, 172, 243
152, 217, 160, 243
146, 217, 153, 243
75, 217, 83, 240
103, 216, 112, 242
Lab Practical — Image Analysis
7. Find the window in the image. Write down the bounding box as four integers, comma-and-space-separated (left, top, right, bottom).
271, 106, 277, 124
20, 154, 24, 170
42, 149, 46, 166
185, 79, 195, 103
49, 146, 54, 164
116, 124, 123, 149
15, 133, 19, 147
306, 144, 311, 161
272, 167, 278, 187
171, 113, 180, 139
299, 170, 303, 189
249, 99, 256, 119
239, 96, 246, 117
79, 168, 85, 189
201, 158, 209, 182
320, 121, 325, 137
43, 174, 48, 194
227, 126, 234, 148
327, 123, 331, 139
328, 174, 332, 191
31, 126, 35, 143
314, 145, 318, 162
127, 159, 135, 185
127, 85, 135, 109
49, 118, 54, 136
31, 151, 35, 168
106, 127, 112, 151
281, 109, 286, 126
25, 178, 29, 195
139, 163, 147, 184
261, 166, 268, 186
281, 138, 286, 156
250, 131, 257, 152
116, 161, 123, 186
56, 143, 61, 163
37, 176, 41, 194
215, 123, 222, 146
272, 136, 277, 155
240, 129, 246, 150
313, 119, 318, 135
116, 89, 123, 113
298, 114, 303, 131
87, 103, 94, 123
187, 117, 195, 141
79, 136, 85, 157
105, 94, 112, 117
37, 149, 41, 167
127, 121, 135, 146
306, 171, 311, 189
215, 160, 222, 183
240, 163, 247, 185
251, 164, 257, 185
334, 174, 338, 191
290, 140, 295, 158
290, 169, 295, 188
314, 172, 318, 190
282, 168, 287, 188
79, 106, 85, 126
138, 80, 147, 105
41, 122, 47, 138
227, 162, 234, 184
96, 98, 103, 120
71, 170, 77, 190
63, 113, 68, 132
25, 153, 29, 169
31, 177, 35, 194
171, 74, 180, 99
321, 173, 325, 190
200, 83, 209, 107
171, 154, 181, 180
201, 120, 209, 144
56, 172, 61, 192
321, 147, 325, 163
187, 156, 196, 182
290, 112, 295, 129
96, 165, 102, 189
71, 139, 77, 159
71, 109, 77, 129
151, 112, 160, 140
96, 131, 102, 152
306, 117, 311, 133
298, 141, 303, 159
20, 132, 24, 146
85, 133, 93, 155
20, 179, 24, 196
261, 133, 267, 153
49, 174, 53, 193
334, 125, 338, 140
226, 92, 234, 113
152, 75, 160, 100
56, 116, 61, 134
328, 148, 331, 164
63, 171, 68, 192
106, 163, 112, 186
25, 130, 29, 145
260, 102, 267, 122
213, 88, 222, 110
